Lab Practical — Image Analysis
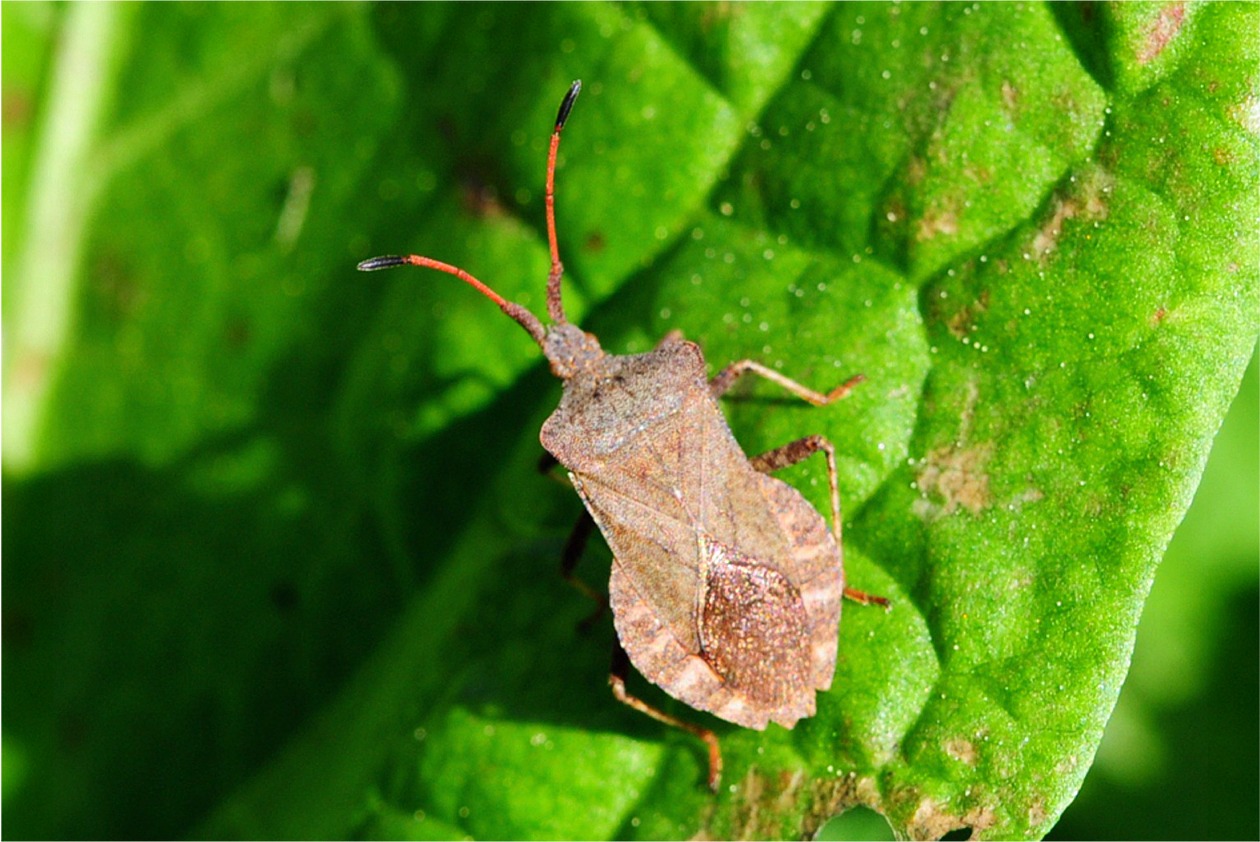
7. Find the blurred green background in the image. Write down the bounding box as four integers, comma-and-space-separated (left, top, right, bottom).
4, 3, 1256, 839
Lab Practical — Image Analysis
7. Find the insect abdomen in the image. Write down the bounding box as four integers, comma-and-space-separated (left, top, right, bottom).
697, 540, 813, 712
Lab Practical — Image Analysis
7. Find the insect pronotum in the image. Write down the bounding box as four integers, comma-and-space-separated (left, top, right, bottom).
359, 80, 888, 792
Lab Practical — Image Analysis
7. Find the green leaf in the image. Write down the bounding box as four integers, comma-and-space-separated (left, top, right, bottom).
3, 3, 1256, 840
1050, 352, 1258, 839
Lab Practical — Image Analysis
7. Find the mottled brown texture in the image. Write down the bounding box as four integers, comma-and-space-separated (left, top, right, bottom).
360, 81, 884, 789
548, 337, 845, 731
699, 543, 812, 710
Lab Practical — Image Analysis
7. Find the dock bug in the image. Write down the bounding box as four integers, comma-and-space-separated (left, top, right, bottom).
359, 80, 888, 791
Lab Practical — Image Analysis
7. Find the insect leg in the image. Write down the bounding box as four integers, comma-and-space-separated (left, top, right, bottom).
537, 455, 607, 625
561, 511, 608, 629
749, 436, 890, 609
710, 359, 864, 405
749, 434, 841, 536
537, 451, 572, 485
536, 455, 607, 625
609, 643, 723, 792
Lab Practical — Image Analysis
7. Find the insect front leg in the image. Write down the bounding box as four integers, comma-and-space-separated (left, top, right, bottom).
609, 643, 723, 792
749, 436, 890, 610
539, 453, 607, 626
561, 511, 608, 629
710, 358, 864, 405
537, 451, 567, 483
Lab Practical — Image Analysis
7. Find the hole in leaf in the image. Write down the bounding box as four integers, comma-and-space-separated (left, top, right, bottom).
816, 806, 895, 841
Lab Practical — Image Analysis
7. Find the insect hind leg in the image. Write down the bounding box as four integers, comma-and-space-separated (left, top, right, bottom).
749, 436, 889, 610
749, 435, 841, 539
609, 643, 723, 792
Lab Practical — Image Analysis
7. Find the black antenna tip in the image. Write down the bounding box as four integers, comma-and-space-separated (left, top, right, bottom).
555, 79, 582, 130
357, 255, 406, 272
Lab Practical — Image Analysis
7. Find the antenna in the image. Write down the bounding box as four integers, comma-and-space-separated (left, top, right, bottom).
545, 79, 582, 325
357, 80, 584, 349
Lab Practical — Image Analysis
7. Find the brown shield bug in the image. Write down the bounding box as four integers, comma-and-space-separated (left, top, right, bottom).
359, 80, 888, 792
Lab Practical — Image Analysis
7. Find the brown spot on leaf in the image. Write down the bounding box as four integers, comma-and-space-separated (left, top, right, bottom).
883, 195, 908, 225
917, 205, 959, 241
775, 769, 806, 811
1151, 305, 1169, 326
1228, 96, 1260, 136
945, 737, 978, 766
906, 156, 928, 186
800, 773, 884, 838
1001, 80, 1020, 113
915, 381, 996, 518
963, 804, 997, 833
585, 230, 605, 252
1029, 170, 1113, 259
1137, 2, 1186, 65
721, 766, 809, 840
1030, 200, 1071, 258
1010, 487, 1045, 511
946, 309, 970, 340
917, 442, 994, 517
1054, 754, 1080, 775
908, 797, 968, 840
699, 1, 739, 31
1030, 198, 1079, 258
962, 164, 993, 185
1027, 798, 1049, 829
945, 290, 991, 340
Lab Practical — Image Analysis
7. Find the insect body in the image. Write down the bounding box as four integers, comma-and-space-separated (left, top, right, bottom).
359, 80, 886, 791
543, 334, 844, 731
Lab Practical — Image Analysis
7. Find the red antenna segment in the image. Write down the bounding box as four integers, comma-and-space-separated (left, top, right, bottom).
357, 80, 584, 348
